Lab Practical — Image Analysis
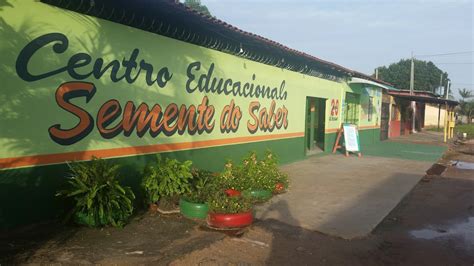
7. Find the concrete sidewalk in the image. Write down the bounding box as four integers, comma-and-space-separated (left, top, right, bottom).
255, 154, 434, 239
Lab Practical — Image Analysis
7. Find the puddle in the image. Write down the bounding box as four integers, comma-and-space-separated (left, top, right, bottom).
450, 160, 474, 170
410, 217, 474, 252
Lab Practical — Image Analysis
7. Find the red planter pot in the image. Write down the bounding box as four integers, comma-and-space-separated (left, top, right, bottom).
207, 211, 253, 228
224, 188, 241, 197
274, 182, 285, 193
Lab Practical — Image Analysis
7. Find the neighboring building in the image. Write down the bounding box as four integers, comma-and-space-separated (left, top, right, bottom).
384, 90, 457, 138
425, 103, 446, 128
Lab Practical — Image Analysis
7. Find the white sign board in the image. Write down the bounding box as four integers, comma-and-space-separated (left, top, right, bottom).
343, 124, 360, 152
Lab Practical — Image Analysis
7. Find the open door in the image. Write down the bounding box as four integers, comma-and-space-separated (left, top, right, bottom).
305, 97, 326, 155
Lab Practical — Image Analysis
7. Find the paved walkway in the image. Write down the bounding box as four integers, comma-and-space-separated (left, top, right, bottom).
256, 140, 446, 239
390, 130, 446, 146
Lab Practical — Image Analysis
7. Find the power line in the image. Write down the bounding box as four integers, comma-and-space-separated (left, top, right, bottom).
415, 51, 474, 57
433, 62, 474, 65
451, 83, 474, 85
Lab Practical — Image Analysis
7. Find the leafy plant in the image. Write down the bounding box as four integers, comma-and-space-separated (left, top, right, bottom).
56, 157, 135, 228
182, 169, 217, 203
142, 156, 193, 204
262, 150, 289, 191
208, 191, 252, 214
236, 151, 288, 192
213, 160, 244, 191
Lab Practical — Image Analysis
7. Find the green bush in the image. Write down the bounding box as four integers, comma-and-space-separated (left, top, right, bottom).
182, 169, 217, 204
261, 150, 289, 191
142, 156, 193, 204
56, 157, 135, 228
208, 191, 253, 214
236, 151, 289, 191
213, 160, 244, 191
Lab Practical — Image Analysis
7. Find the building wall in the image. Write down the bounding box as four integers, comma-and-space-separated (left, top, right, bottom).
0, 0, 381, 228
344, 83, 383, 146
424, 104, 445, 127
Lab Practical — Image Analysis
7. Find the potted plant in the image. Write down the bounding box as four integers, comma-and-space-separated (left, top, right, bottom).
238, 152, 274, 202
142, 156, 193, 214
56, 157, 135, 228
180, 169, 216, 220
274, 171, 289, 194
261, 151, 289, 194
217, 160, 244, 197
207, 191, 253, 229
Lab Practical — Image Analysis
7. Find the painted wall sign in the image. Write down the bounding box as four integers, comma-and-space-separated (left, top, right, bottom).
329, 99, 339, 121
15, 33, 290, 146
0, 0, 373, 170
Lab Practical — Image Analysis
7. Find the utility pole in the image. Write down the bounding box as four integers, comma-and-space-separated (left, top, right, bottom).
438, 73, 443, 95
445, 80, 450, 99
375, 68, 379, 79
437, 73, 443, 130
443, 80, 451, 143
410, 53, 416, 133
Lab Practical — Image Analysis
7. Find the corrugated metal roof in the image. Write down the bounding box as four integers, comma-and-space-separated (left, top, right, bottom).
388, 90, 458, 105
41, 0, 392, 85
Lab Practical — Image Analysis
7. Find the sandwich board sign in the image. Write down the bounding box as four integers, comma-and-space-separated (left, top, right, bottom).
332, 123, 362, 157
343, 124, 360, 152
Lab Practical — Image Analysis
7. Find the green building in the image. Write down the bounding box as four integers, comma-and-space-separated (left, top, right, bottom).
0, 0, 391, 228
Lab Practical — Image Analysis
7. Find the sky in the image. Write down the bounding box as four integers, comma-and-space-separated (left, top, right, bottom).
200, 0, 473, 99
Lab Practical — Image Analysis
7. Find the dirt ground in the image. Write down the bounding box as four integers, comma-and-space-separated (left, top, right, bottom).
1, 142, 473, 265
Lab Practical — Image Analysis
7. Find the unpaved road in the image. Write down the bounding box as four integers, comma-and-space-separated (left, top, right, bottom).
1, 143, 473, 265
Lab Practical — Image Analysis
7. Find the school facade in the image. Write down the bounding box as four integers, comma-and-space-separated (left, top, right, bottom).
0, 0, 420, 228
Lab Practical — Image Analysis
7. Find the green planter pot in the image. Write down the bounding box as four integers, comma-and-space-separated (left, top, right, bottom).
242, 189, 272, 201
180, 198, 209, 220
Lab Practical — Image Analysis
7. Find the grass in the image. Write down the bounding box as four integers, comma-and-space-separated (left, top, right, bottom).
425, 124, 474, 139
454, 124, 474, 139
425, 126, 443, 132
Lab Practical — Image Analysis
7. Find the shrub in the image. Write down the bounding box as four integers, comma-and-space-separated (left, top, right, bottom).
56, 157, 135, 228
262, 150, 289, 191
236, 151, 288, 191
208, 191, 253, 214
142, 156, 193, 205
213, 160, 244, 191
241, 151, 274, 191
182, 169, 217, 204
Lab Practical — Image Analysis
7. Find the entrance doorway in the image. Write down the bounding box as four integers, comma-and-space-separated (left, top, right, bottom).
305, 97, 326, 155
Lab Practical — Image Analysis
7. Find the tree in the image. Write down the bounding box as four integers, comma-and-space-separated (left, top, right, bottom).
184, 0, 211, 16
459, 88, 473, 99
376, 59, 449, 93
457, 88, 474, 124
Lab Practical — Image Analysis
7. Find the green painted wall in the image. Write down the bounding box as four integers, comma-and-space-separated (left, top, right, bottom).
323, 128, 380, 154
0, 0, 347, 169
346, 83, 383, 128
0, 136, 304, 228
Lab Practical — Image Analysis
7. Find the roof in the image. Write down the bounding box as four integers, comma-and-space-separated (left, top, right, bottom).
41, 0, 388, 84
388, 90, 458, 106
349, 77, 396, 91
